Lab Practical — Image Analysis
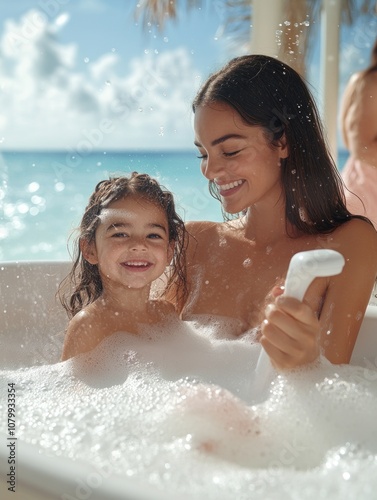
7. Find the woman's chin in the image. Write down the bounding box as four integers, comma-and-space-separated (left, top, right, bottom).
220, 202, 245, 216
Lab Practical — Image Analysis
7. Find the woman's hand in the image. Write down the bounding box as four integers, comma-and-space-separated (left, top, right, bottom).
260, 287, 320, 371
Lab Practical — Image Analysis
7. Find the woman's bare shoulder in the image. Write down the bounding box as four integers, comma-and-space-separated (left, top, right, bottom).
332, 218, 377, 263
185, 220, 221, 236
337, 217, 377, 237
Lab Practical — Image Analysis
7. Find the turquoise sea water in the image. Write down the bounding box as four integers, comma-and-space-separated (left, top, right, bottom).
0, 149, 349, 261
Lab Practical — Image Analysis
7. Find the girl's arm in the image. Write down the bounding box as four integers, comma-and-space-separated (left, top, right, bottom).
260, 219, 377, 369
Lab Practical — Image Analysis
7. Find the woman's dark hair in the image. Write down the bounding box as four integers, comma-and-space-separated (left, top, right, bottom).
193, 54, 371, 234
58, 172, 187, 318
366, 36, 377, 73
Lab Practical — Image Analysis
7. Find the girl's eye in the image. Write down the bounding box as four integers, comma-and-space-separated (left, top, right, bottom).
112, 232, 128, 238
147, 233, 163, 239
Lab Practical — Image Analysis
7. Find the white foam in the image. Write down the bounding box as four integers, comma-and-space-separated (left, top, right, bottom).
1, 320, 377, 499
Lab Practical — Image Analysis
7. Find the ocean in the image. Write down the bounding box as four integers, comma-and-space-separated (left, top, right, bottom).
0, 149, 349, 262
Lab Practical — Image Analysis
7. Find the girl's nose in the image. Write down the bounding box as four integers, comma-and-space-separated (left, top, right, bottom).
130, 237, 147, 251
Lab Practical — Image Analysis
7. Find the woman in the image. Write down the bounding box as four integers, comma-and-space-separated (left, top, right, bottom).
175, 55, 377, 371
340, 36, 377, 228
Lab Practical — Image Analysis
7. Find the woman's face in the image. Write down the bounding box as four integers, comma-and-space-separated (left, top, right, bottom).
194, 102, 288, 214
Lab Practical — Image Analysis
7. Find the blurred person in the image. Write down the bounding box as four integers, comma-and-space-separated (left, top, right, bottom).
340, 37, 377, 227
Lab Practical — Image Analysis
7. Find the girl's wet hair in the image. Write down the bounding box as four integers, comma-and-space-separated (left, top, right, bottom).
58, 172, 187, 318
193, 54, 371, 233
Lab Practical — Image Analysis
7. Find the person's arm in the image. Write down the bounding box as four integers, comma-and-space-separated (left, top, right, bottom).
339, 72, 359, 149
344, 72, 377, 166
260, 219, 377, 369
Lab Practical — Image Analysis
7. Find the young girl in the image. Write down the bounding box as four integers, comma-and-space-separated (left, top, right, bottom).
59, 172, 187, 361
173, 54, 377, 370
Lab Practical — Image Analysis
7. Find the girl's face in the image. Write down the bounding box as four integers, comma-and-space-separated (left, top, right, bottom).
194, 102, 288, 214
83, 196, 174, 290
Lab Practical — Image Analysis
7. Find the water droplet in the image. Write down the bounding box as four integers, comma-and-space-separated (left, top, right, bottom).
84, 57, 90, 63
28, 182, 40, 193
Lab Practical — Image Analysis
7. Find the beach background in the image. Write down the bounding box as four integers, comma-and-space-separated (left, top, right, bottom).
0, 149, 349, 262
0, 1, 374, 261
0, 149, 218, 261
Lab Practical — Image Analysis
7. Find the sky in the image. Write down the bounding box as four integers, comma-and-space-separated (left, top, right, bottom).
0, 0, 376, 151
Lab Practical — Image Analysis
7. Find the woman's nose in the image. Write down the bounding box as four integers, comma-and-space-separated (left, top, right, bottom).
201, 156, 222, 180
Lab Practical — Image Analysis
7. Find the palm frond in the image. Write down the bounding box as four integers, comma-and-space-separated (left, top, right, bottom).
133, 0, 377, 74
134, 0, 202, 31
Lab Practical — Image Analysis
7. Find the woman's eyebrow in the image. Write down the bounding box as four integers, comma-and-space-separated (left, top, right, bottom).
194, 133, 246, 148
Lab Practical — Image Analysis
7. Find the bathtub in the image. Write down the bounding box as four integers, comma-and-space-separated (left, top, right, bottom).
1, 261, 377, 499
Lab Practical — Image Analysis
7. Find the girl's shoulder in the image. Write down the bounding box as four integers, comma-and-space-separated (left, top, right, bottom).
61, 305, 102, 361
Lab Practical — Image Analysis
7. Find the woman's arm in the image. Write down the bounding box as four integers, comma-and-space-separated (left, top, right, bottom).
261, 219, 377, 369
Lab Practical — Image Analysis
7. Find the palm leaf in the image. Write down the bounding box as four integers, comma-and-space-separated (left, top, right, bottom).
134, 0, 202, 30
134, 0, 377, 75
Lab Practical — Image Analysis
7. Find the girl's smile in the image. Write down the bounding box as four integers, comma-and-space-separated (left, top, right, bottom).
83, 198, 173, 290
120, 260, 154, 272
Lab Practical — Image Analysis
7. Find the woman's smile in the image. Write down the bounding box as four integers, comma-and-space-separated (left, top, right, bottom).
216, 179, 245, 196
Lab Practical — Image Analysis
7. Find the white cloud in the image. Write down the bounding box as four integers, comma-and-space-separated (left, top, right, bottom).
77, 0, 107, 13
0, 9, 201, 150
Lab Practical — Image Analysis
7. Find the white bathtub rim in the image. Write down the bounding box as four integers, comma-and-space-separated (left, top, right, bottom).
0, 438, 188, 500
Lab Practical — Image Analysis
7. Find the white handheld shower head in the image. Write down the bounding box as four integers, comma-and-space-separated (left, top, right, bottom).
254, 249, 345, 390
283, 249, 346, 301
